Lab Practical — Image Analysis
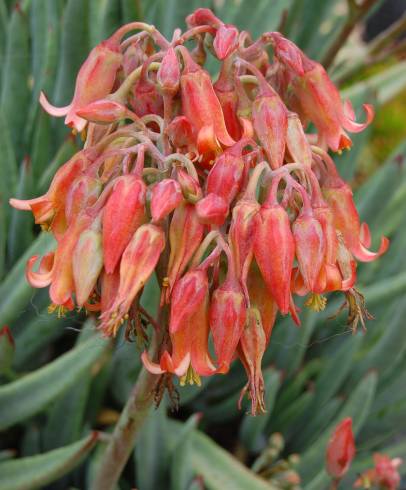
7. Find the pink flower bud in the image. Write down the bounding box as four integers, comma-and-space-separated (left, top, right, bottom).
286, 112, 312, 167
150, 179, 183, 222
157, 47, 180, 95
229, 199, 260, 290
254, 204, 294, 314
270, 32, 304, 75
100, 224, 165, 336
326, 417, 355, 479
292, 210, 325, 292
102, 175, 146, 273
73, 219, 103, 306
207, 149, 245, 205
195, 193, 228, 226
186, 8, 221, 28
167, 203, 204, 293
40, 38, 122, 132
252, 92, 288, 169
177, 169, 202, 202
210, 275, 246, 373
213, 24, 238, 60
76, 99, 129, 124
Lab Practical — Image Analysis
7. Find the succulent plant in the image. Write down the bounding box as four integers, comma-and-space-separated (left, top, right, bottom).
1, 1, 406, 490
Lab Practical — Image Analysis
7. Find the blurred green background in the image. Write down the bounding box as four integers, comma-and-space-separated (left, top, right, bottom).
0, 1, 406, 489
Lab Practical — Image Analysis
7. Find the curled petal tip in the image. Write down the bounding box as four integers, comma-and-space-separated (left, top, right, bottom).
342, 101, 374, 133
141, 350, 166, 374
39, 91, 71, 117
26, 254, 54, 288
352, 235, 389, 263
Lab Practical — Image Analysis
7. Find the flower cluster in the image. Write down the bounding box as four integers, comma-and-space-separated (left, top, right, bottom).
354, 453, 403, 490
11, 9, 388, 413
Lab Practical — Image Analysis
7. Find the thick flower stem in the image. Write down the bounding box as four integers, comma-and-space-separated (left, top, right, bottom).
91, 320, 165, 490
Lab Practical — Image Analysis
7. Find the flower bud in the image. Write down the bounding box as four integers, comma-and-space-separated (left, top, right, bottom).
157, 47, 180, 95
270, 32, 304, 75
254, 204, 294, 314
326, 417, 355, 479
213, 24, 238, 60
167, 203, 204, 293
195, 193, 228, 226
292, 210, 325, 291
206, 149, 245, 205
210, 276, 246, 373
102, 175, 146, 273
177, 169, 202, 202
229, 198, 260, 289
150, 179, 183, 222
73, 218, 103, 306
166, 116, 197, 152
180, 48, 235, 147
77, 99, 129, 124
286, 112, 312, 167
186, 8, 221, 28
252, 92, 288, 169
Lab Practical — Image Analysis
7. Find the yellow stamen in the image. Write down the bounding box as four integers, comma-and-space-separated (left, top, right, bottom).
180, 365, 201, 387
48, 303, 68, 318
305, 293, 327, 312
80, 128, 87, 141
162, 277, 169, 288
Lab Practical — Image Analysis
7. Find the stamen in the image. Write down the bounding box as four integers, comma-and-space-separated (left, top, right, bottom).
180, 365, 201, 387
305, 293, 327, 312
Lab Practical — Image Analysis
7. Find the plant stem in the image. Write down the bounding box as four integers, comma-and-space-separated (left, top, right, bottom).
321, 0, 379, 70
91, 312, 166, 490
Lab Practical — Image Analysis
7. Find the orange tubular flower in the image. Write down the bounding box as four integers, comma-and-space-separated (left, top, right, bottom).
322, 173, 388, 262
292, 58, 374, 152
254, 181, 295, 315
179, 47, 235, 150
142, 267, 216, 380
209, 244, 247, 373
10, 150, 91, 233
100, 224, 165, 336
326, 417, 355, 480
39, 35, 123, 132
102, 175, 146, 274
166, 203, 204, 296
